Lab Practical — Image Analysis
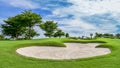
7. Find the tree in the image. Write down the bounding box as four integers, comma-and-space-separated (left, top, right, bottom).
65, 33, 69, 38
103, 33, 114, 38
95, 32, 103, 38
2, 10, 42, 40
90, 33, 93, 39
40, 21, 58, 38
2, 17, 26, 39
54, 29, 65, 38
18, 10, 42, 39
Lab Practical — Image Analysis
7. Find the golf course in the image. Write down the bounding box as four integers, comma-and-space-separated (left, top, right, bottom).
1, 0, 120, 68
0, 38, 120, 68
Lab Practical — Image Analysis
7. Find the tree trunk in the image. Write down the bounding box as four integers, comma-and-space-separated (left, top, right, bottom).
28, 27, 31, 39
15, 34, 18, 40
28, 22, 33, 40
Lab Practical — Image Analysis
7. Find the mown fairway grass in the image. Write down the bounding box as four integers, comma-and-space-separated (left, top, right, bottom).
0, 38, 120, 68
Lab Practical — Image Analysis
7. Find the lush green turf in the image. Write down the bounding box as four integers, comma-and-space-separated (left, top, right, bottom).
0, 38, 120, 68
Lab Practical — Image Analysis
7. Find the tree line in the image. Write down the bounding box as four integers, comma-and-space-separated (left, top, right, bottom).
0, 10, 69, 40
0, 10, 120, 40
94, 33, 120, 39
70, 32, 120, 40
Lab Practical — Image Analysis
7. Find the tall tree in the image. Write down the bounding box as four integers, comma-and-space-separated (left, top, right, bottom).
2, 17, 26, 39
2, 10, 42, 39
40, 21, 58, 38
54, 29, 65, 38
19, 10, 42, 39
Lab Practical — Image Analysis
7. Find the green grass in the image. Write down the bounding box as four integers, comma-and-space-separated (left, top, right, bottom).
0, 38, 120, 68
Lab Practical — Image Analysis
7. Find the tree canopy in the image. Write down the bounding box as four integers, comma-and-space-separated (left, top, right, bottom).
1, 10, 67, 40
2, 10, 42, 39
40, 21, 58, 38
54, 29, 65, 38
18, 10, 42, 39
2, 16, 26, 39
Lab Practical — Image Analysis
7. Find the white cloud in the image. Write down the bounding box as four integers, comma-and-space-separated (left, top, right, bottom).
58, 19, 118, 37
2, 0, 39, 9
49, 0, 120, 36
67, 0, 120, 14
1, 0, 120, 37
53, 0, 120, 17
58, 19, 96, 30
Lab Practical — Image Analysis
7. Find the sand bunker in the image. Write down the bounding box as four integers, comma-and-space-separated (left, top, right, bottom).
16, 43, 111, 60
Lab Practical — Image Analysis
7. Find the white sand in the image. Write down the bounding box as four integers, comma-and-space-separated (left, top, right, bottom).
16, 43, 111, 60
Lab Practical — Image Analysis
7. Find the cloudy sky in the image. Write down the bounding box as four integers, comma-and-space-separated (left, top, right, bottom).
0, 0, 120, 37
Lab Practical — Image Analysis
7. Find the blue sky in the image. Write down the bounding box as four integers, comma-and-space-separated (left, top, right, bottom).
0, 0, 120, 37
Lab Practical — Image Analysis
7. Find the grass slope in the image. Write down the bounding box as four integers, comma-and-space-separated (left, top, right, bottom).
0, 38, 120, 68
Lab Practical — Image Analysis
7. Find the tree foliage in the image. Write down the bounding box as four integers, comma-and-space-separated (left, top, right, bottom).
17, 10, 42, 39
102, 33, 114, 38
40, 21, 58, 38
2, 10, 42, 39
54, 29, 65, 38
95, 32, 103, 38
2, 17, 26, 39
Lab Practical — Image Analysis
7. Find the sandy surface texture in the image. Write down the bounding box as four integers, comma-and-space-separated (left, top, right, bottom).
16, 43, 111, 60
